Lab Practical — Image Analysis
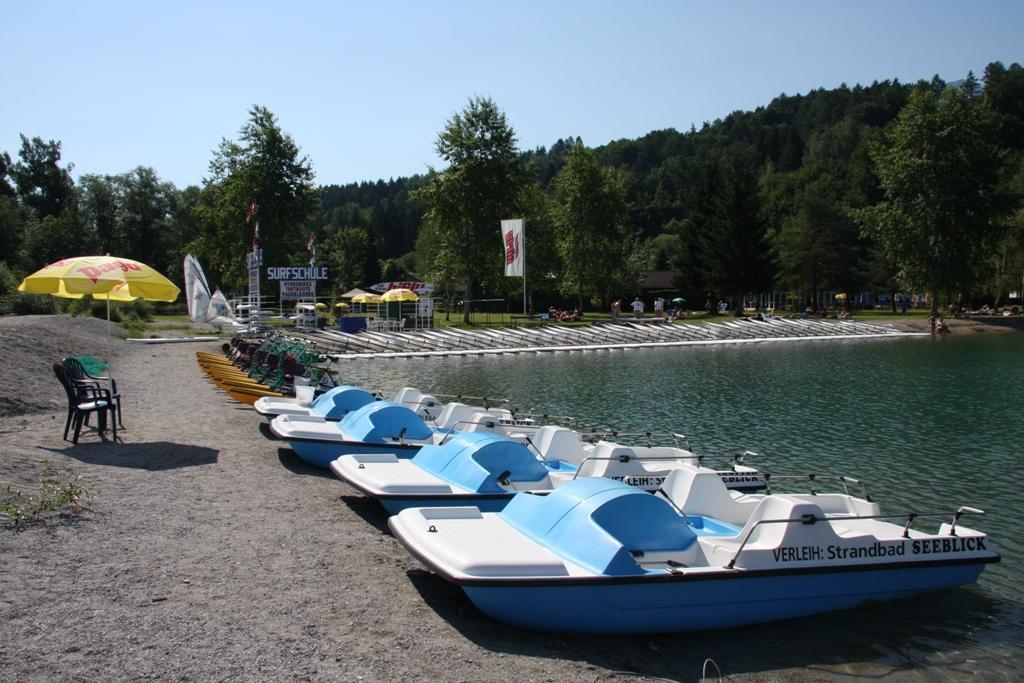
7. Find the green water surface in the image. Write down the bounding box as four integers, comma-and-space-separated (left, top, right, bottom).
336, 332, 1024, 676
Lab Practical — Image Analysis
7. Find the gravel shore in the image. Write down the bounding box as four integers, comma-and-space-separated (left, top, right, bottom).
885, 315, 1024, 334
0, 314, 1016, 682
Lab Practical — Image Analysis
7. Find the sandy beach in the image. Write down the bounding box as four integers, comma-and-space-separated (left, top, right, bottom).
0, 314, 1017, 682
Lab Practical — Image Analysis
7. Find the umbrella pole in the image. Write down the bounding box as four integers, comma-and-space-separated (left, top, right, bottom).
107, 297, 111, 366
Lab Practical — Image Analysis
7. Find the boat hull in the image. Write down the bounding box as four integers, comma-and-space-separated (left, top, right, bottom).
459, 560, 991, 633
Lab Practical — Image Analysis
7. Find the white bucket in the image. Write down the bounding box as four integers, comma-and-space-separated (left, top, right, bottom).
295, 385, 315, 406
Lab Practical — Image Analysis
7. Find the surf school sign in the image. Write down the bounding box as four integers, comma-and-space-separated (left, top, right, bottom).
267, 266, 328, 281
279, 280, 316, 299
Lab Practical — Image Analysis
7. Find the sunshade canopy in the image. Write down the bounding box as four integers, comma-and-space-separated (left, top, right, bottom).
380, 288, 418, 302
18, 256, 180, 302
351, 293, 382, 304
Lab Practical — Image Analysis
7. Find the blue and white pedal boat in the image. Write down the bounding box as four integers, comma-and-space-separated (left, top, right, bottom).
389, 471, 998, 633
269, 400, 448, 468
332, 427, 762, 514
271, 397, 543, 469
331, 432, 574, 513
254, 385, 378, 422
254, 386, 439, 422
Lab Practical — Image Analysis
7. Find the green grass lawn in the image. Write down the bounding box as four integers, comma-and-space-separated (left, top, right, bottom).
120, 313, 215, 338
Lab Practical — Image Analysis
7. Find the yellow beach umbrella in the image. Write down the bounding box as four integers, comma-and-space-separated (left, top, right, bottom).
351, 293, 381, 304
19, 256, 180, 301
380, 288, 418, 302
19, 256, 180, 359
47, 280, 139, 301
334, 302, 350, 310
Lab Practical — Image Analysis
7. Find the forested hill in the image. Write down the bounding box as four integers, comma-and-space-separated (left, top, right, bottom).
317, 176, 426, 262
317, 64, 1021, 305
322, 78, 916, 260
3, 62, 1021, 314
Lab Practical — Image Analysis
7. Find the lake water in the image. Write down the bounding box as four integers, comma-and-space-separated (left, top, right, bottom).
336, 332, 1024, 677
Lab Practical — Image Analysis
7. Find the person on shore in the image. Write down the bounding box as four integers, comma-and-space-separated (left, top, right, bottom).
654, 297, 665, 318
936, 317, 950, 333
632, 297, 644, 318
611, 300, 621, 318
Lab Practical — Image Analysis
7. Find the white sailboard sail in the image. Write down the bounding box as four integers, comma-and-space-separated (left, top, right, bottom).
208, 289, 232, 319
183, 253, 241, 329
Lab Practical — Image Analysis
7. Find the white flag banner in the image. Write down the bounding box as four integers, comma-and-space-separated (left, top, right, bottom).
501, 218, 525, 277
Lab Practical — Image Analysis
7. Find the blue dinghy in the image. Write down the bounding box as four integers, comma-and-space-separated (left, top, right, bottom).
389, 472, 999, 633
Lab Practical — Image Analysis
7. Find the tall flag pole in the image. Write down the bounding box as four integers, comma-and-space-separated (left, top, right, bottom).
246, 200, 261, 322
307, 231, 317, 308
501, 218, 526, 315
247, 201, 259, 248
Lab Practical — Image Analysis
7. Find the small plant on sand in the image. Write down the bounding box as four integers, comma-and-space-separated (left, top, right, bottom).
2, 461, 96, 529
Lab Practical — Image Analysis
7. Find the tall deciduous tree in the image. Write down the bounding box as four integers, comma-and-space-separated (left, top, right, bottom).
513, 180, 560, 309
855, 86, 1008, 328
323, 225, 375, 293
0, 152, 24, 266
415, 97, 526, 322
551, 141, 634, 309
78, 174, 120, 255
78, 168, 179, 274
11, 135, 75, 222
194, 106, 317, 289
0, 152, 15, 198
114, 167, 178, 274
20, 207, 96, 268
11, 135, 94, 268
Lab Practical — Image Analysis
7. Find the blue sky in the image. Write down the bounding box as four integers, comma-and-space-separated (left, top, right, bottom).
2, 1, 1022, 189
